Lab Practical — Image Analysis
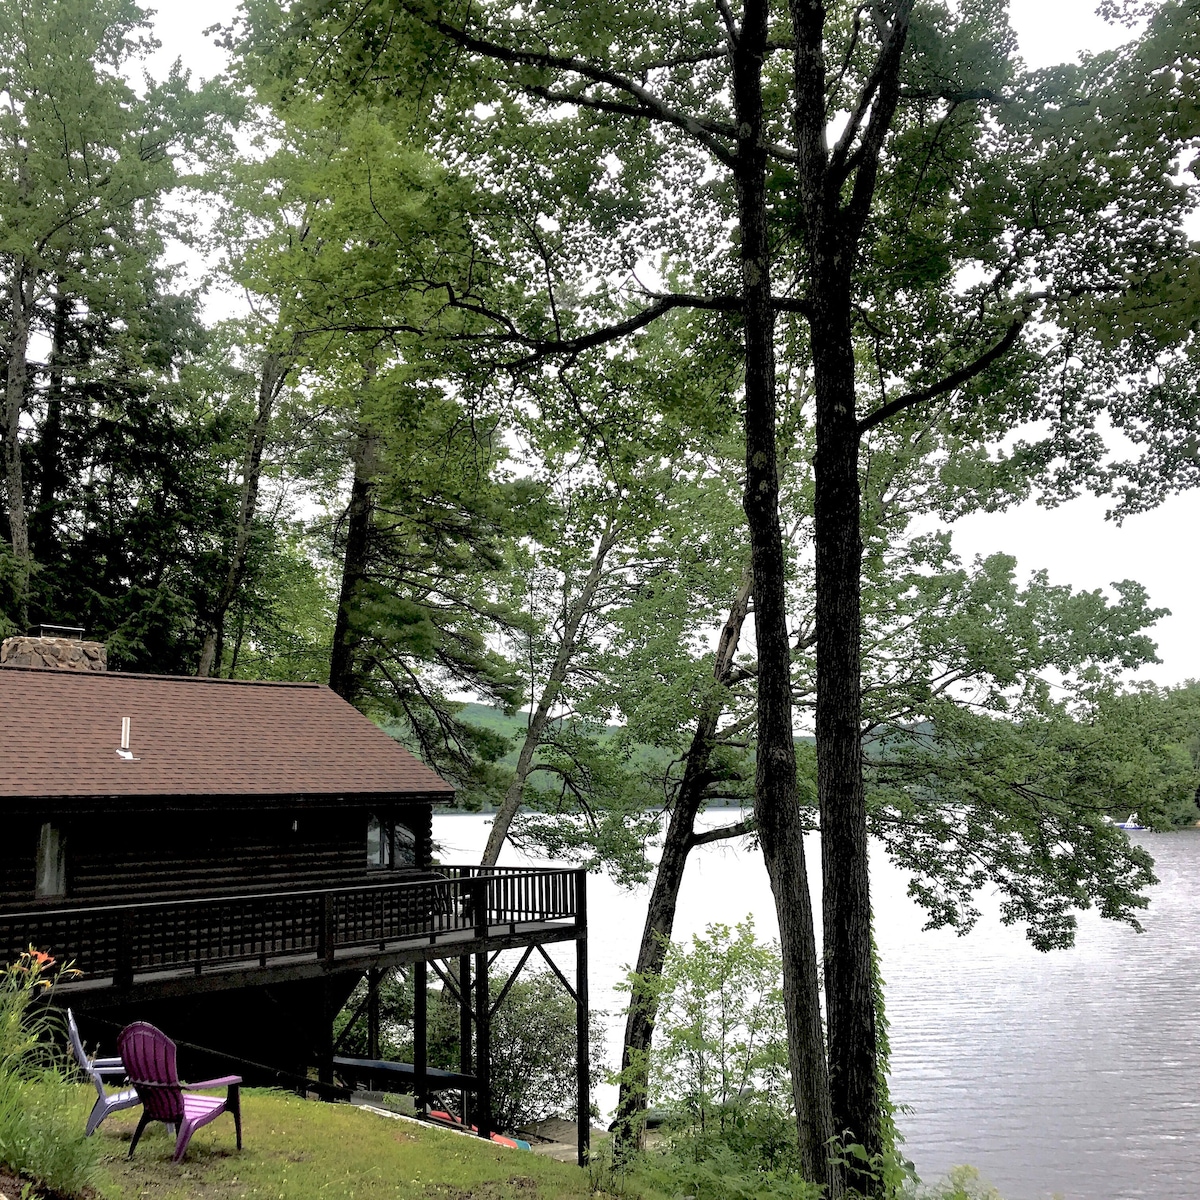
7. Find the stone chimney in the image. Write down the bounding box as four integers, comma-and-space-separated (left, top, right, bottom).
0, 625, 106, 672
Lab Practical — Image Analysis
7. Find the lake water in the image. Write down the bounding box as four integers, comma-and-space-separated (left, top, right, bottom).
434, 813, 1200, 1200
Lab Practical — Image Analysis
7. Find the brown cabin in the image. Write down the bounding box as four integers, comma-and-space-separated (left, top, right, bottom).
0, 634, 589, 1156
0, 647, 449, 909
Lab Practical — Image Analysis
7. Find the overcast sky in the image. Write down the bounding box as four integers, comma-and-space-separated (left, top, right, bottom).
145, 1, 1200, 688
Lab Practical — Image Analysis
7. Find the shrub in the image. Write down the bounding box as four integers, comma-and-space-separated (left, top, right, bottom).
623, 919, 918, 1199
0, 950, 99, 1197
479, 968, 605, 1131
335, 962, 605, 1132
907, 1165, 1006, 1200
646, 920, 798, 1172
0, 949, 60, 1074
636, 1141, 826, 1200
608, 920, 814, 1198
0, 1073, 99, 1197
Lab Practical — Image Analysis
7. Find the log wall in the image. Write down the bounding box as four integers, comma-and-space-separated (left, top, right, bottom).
0, 802, 434, 909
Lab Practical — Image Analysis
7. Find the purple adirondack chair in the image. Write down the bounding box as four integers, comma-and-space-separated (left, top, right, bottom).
67, 1008, 141, 1137
117, 1022, 242, 1162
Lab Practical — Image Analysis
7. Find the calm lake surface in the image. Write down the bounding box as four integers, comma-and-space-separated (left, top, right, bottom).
434, 813, 1200, 1200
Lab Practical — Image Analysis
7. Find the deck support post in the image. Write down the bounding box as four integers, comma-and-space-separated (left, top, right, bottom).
474, 950, 492, 1140
459, 955, 472, 1125
414, 959, 428, 1116
367, 968, 380, 1059
575, 869, 590, 1167
318, 977, 335, 1088
366, 967, 380, 1091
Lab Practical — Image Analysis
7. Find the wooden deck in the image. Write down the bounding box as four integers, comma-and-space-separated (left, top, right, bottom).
1, 866, 584, 1000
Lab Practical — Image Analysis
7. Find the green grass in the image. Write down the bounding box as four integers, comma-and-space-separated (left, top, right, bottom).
8, 1084, 1010, 1200
0, 1073, 103, 1197
92, 1089, 653, 1200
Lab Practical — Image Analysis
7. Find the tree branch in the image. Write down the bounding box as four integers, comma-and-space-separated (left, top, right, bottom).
856, 313, 1027, 436
522, 83, 740, 160
688, 817, 756, 848
410, 5, 739, 168
843, 1, 916, 236
505, 292, 742, 364
714, 0, 740, 48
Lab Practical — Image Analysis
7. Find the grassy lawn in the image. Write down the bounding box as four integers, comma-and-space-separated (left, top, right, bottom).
92, 1090, 646, 1200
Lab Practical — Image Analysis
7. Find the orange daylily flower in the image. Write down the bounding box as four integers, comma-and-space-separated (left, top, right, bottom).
29, 949, 55, 968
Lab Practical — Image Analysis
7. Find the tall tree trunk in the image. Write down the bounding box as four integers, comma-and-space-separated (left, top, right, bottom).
198, 351, 289, 677
612, 571, 753, 1157
788, 7, 913, 1190
2, 264, 36, 629
32, 287, 69, 561
811, 277, 879, 1175
732, 6, 837, 1189
328, 427, 379, 701
481, 516, 621, 867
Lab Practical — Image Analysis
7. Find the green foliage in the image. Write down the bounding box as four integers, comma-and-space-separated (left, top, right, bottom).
205, 76, 534, 772
870, 937, 915, 1198
491, 322, 755, 877
623, 922, 922, 1199
635, 1143, 825, 1200
0, 0, 249, 663
219, 534, 337, 682
0, 951, 100, 1196
906, 1165, 1006, 1200
335, 964, 605, 1133
0, 950, 71, 1076
0, 1074, 99, 1198
482, 967, 605, 1132
871, 683, 1200, 949
648, 921, 792, 1144
33, 352, 269, 673
620, 920, 804, 1192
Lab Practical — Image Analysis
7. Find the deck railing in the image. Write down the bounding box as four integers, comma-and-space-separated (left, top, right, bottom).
0, 866, 582, 987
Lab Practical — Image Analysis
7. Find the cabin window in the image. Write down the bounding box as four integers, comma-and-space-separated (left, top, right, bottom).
367, 814, 392, 868
35, 823, 67, 898
368, 816, 417, 868
394, 821, 417, 867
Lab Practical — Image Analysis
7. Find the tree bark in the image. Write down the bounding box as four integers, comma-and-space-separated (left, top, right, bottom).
612, 570, 752, 1158
198, 350, 289, 677
2, 263, 36, 629
788, 4, 914, 1189
32, 288, 69, 562
811, 275, 880, 1173
732, 4, 837, 1189
328, 427, 380, 701
481, 516, 621, 867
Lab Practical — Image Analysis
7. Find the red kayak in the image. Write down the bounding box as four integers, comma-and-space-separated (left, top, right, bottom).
428, 1109, 530, 1150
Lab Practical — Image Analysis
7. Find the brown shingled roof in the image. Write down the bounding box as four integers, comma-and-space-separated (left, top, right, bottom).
0, 666, 455, 801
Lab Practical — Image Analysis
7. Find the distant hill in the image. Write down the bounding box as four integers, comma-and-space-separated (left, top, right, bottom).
434, 704, 745, 805
453, 703, 530, 768
453, 703, 676, 773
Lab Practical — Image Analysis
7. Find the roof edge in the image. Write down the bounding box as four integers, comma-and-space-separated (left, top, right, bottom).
1, 789, 456, 804
0, 664, 323, 688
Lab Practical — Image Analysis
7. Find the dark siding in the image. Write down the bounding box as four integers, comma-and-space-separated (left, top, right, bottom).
0, 801, 437, 909
0, 818, 38, 908
409, 804, 434, 868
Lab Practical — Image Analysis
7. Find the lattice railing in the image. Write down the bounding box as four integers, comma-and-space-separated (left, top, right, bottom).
0, 866, 582, 986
